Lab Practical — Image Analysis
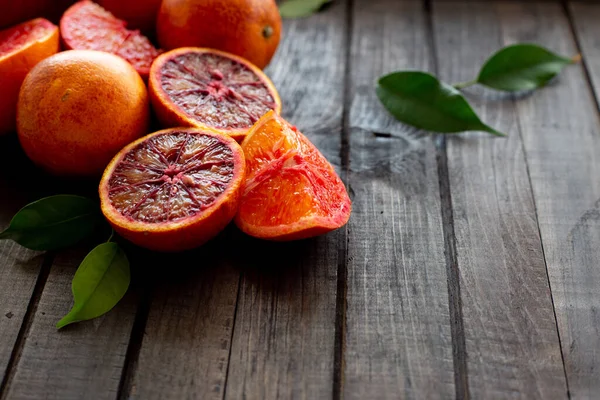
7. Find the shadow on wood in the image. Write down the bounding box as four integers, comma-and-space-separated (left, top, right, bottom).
0, 134, 100, 202
231, 233, 320, 305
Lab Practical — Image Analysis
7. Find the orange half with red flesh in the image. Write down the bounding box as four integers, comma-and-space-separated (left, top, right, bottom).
0, 18, 59, 135
100, 128, 246, 252
149, 47, 282, 142
235, 111, 351, 241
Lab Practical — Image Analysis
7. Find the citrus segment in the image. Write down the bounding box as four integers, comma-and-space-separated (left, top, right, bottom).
100, 128, 246, 252
0, 18, 59, 135
149, 47, 282, 142
60, 0, 160, 79
235, 111, 351, 241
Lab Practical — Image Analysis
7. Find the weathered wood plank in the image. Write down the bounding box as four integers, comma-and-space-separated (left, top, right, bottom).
125, 239, 240, 400
343, 1, 455, 398
431, 2, 568, 398
225, 2, 348, 398
0, 137, 44, 387
3, 246, 139, 400
570, 2, 600, 109
496, 2, 600, 398
0, 143, 138, 399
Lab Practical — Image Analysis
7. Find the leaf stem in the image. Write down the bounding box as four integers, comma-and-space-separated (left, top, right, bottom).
107, 229, 115, 243
453, 79, 478, 90
572, 54, 582, 64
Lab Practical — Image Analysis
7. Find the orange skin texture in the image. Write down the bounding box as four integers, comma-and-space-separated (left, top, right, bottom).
235, 111, 352, 241
98, 0, 162, 36
0, 18, 59, 135
148, 47, 282, 143
17, 50, 150, 177
157, 0, 282, 69
99, 128, 246, 252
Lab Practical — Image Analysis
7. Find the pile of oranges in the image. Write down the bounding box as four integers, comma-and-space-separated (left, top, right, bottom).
0, 0, 351, 252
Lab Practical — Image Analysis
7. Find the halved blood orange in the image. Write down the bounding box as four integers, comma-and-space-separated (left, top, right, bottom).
149, 47, 282, 142
99, 128, 246, 252
60, 0, 160, 80
0, 18, 59, 135
235, 111, 351, 241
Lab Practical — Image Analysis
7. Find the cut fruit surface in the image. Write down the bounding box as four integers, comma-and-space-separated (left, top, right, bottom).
60, 0, 160, 79
0, 18, 56, 54
156, 0, 281, 69
0, 18, 59, 135
235, 111, 351, 241
100, 128, 246, 252
149, 47, 282, 142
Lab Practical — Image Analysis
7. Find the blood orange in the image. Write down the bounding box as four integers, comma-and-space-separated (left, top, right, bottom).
148, 47, 282, 142
157, 0, 281, 69
17, 50, 150, 177
99, 128, 246, 252
60, 0, 160, 79
0, 18, 59, 135
235, 111, 351, 241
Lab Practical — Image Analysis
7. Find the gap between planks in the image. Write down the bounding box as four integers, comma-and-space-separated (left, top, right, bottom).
116, 281, 155, 400
221, 273, 243, 400
424, 0, 470, 397
333, 0, 355, 398
563, 0, 600, 125
0, 254, 53, 400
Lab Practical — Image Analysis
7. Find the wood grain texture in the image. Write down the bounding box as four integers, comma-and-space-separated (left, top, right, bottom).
497, 2, 600, 398
225, 2, 347, 398
126, 239, 240, 400
343, 1, 455, 398
570, 2, 600, 110
0, 138, 44, 386
3, 247, 139, 400
432, 2, 568, 398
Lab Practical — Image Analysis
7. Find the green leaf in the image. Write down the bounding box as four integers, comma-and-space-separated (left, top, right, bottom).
376, 71, 505, 136
56, 242, 130, 329
0, 195, 103, 251
279, 0, 331, 18
476, 44, 576, 92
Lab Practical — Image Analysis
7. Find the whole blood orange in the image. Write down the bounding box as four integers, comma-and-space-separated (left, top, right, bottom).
99, 128, 246, 252
0, 18, 59, 135
149, 47, 282, 142
235, 111, 351, 241
157, 0, 281, 69
17, 50, 150, 177
60, 0, 160, 80
97, 0, 162, 36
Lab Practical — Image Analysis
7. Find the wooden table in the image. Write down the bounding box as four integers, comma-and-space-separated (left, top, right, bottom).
1, 1, 600, 398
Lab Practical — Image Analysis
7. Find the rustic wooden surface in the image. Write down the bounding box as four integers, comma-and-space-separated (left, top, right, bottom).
344, 0, 454, 398
1, 1, 600, 399
432, 2, 568, 398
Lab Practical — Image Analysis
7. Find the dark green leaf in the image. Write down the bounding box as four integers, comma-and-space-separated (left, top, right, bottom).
376, 71, 505, 136
0, 195, 103, 251
56, 242, 130, 329
476, 44, 576, 92
279, 0, 331, 18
